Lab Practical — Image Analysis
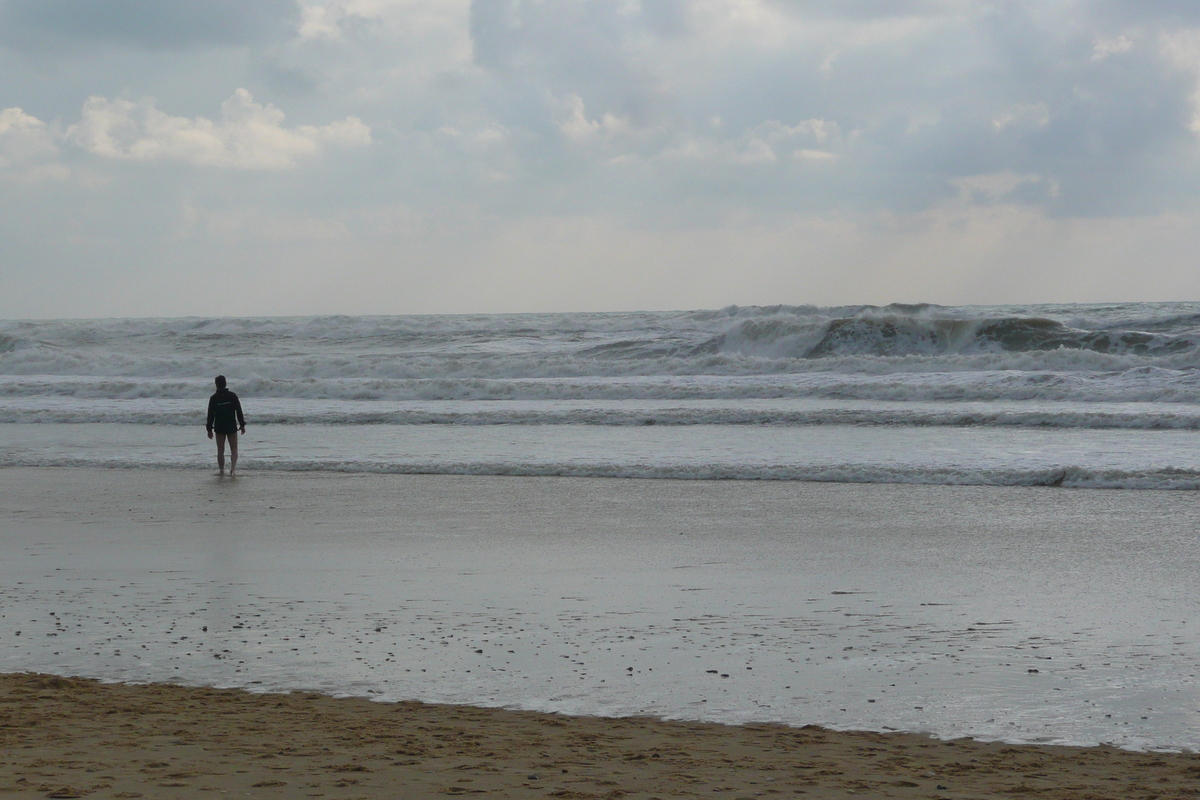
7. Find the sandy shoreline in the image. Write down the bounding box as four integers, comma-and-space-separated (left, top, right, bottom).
4, 467, 1200, 751
3, 673, 1198, 800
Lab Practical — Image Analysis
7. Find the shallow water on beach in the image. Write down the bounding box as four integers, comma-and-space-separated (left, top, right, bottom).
6, 420, 1200, 488
3, 470, 1197, 751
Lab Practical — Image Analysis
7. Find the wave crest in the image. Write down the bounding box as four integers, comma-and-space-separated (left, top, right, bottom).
706, 312, 1197, 359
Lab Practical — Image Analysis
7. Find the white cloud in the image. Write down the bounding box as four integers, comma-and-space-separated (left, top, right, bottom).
298, 4, 345, 41
991, 102, 1050, 131
794, 149, 838, 162
67, 89, 371, 169
0, 107, 68, 180
732, 137, 777, 164
292, 0, 473, 88
952, 171, 1056, 203
817, 15, 947, 76
558, 95, 633, 144
0, 109, 53, 163
1092, 34, 1134, 60
687, 0, 798, 47
180, 202, 353, 243
300, 0, 468, 42
655, 118, 842, 167
756, 119, 841, 148
1159, 29, 1200, 133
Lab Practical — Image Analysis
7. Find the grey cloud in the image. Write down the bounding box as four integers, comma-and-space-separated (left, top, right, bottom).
5, 0, 1200, 237
9, 1, 1200, 316
469, 0, 521, 70
259, 60, 322, 97
960, 4, 1198, 213
470, 0, 668, 123
767, 0, 959, 21
1094, 0, 1200, 26
639, 0, 690, 37
0, 0, 300, 52
459, 0, 1200, 218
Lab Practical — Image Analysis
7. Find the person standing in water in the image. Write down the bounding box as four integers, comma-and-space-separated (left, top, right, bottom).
206, 375, 246, 476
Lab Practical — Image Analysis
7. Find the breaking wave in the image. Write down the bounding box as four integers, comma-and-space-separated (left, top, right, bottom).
4, 303, 1200, 384
6, 398, 1200, 429
708, 312, 1197, 360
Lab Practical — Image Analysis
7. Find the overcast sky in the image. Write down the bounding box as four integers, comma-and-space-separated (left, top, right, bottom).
3, 0, 1200, 317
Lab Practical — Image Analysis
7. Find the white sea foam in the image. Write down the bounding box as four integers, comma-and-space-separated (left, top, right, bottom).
6, 396, 1200, 429
6, 421, 1200, 489
4, 366, 1200, 405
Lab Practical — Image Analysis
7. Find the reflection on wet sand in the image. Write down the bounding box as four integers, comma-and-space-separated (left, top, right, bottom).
2, 468, 1198, 751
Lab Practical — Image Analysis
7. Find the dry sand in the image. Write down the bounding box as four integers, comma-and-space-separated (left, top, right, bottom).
1, 673, 1196, 800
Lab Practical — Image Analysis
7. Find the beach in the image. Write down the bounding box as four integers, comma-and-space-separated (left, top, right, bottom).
3, 467, 1198, 755
5, 305, 1200, 794
3, 672, 1199, 800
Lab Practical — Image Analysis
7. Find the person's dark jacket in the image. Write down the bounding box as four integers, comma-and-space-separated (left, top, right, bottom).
207, 388, 245, 435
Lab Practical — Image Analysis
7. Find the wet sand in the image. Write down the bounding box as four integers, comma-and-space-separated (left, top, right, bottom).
3, 468, 1200, 751
2, 672, 1197, 800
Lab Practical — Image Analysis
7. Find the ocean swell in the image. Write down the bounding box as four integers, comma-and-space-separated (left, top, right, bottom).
6, 304, 1200, 386
710, 314, 1197, 360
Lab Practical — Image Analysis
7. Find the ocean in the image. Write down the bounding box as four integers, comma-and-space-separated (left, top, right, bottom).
5, 302, 1200, 486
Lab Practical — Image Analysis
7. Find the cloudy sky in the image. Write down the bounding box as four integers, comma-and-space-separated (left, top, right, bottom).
3, 0, 1200, 317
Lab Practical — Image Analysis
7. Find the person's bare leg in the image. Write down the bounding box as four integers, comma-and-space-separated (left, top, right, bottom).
216, 433, 227, 474
228, 432, 239, 476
